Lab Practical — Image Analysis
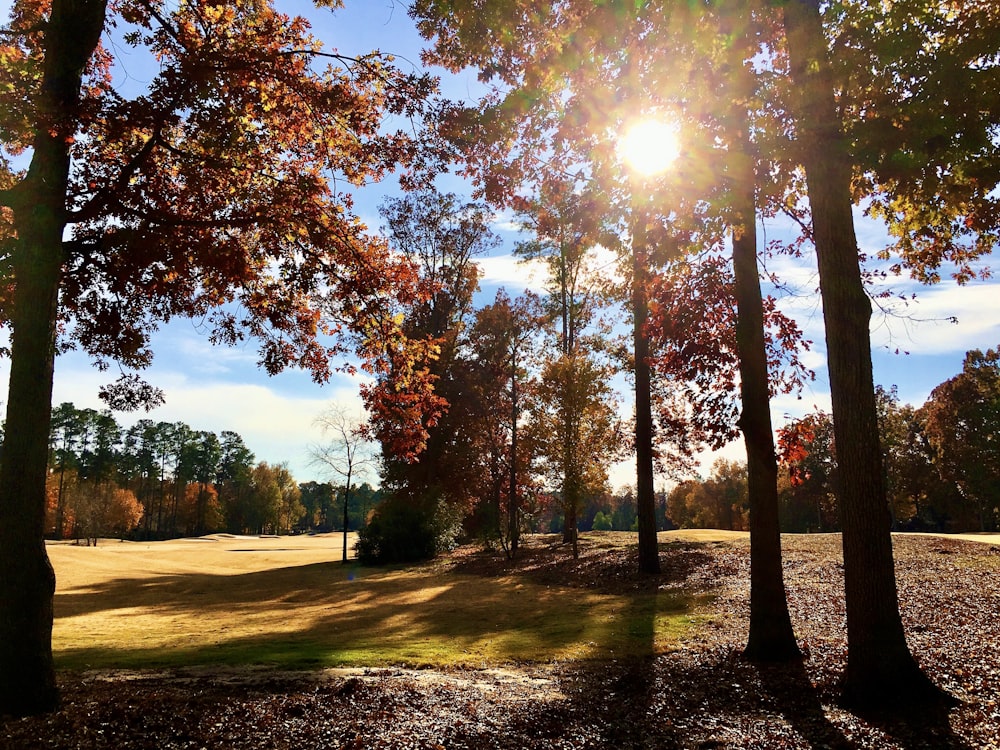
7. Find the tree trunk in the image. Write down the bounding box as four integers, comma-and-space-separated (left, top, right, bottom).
561, 365, 576, 547
55, 463, 68, 540
563, 457, 580, 558
0, 0, 108, 716
782, 0, 943, 706
723, 11, 800, 662
343, 468, 352, 562
731, 146, 800, 661
508, 353, 520, 556
633, 206, 660, 574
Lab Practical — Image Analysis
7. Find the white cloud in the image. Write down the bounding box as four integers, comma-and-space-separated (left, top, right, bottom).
476, 254, 549, 290
869, 282, 1000, 356
20, 345, 372, 484
492, 218, 523, 233
171, 334, 259, 375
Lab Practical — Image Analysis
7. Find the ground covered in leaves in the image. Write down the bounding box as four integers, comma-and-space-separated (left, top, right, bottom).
4, 533, 1000, 749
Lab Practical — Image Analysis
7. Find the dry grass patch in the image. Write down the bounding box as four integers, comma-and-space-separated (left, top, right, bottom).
10, 533, 1000, 749
49, 533, 707, 672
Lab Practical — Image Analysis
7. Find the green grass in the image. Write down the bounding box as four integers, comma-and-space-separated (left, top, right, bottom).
49, 535, 712, 671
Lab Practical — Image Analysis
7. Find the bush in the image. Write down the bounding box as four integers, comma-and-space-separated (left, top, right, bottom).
592, 511, 613, 531
355, 493, 462, 565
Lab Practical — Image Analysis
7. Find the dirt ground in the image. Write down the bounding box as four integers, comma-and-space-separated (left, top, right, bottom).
4, 532, 1000, 749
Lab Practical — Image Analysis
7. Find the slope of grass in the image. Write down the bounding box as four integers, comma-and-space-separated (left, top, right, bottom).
49, 532, 712, 671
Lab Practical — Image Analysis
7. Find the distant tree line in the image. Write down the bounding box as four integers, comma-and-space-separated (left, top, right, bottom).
37, 403, 376, 543
666, 349, 1000, 534
299, 480, 382, 535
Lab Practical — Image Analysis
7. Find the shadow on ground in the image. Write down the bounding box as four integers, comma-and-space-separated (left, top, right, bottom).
21, 534, 996, 748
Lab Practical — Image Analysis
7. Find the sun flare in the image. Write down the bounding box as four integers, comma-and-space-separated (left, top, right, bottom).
618, 119, 681, 177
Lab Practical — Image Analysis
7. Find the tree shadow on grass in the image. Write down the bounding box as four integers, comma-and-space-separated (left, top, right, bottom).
850, 696, 974, 750
46, 536, 986, 747
595, 593, 678, 748
52, 545, 712, 676
752, 657, 856, 749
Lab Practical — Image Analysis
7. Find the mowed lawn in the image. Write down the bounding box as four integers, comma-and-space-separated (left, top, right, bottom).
48, 531, 740, 672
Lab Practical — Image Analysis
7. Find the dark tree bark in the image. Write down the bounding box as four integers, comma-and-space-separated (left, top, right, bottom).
0, 0, 109, 716
633, 207, 660, 574
732, 154, 800, 661
508, 353, 520, 556
723, 10, 801, 662
782, 0, 943, 705
342, 471, 352, 562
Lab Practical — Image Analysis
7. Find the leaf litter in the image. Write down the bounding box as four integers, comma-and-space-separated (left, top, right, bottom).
3, 533, 999, 749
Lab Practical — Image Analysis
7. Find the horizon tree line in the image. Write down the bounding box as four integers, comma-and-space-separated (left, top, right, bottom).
36, 403, 374, 542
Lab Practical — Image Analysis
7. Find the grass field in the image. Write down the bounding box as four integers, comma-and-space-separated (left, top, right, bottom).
19, 530, 1000, 748
49, 530, 741, 671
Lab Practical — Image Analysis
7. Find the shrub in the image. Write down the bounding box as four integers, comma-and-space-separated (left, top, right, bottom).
355, 493, 462, 565
592, 511, 613, 531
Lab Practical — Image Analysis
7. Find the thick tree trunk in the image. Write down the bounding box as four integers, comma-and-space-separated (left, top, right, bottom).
782, 0, 942, 705
0, 0, 108, 717
0, 224, 62, 715
633, 207, 660, 574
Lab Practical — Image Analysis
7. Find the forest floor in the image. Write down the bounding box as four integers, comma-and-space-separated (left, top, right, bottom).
3, 532, 1000, 749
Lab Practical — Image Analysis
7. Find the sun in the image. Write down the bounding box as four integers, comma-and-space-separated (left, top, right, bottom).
618, 118, 681, 177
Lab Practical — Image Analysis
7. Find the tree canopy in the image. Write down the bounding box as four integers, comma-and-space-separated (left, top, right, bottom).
0, 0, 449, 716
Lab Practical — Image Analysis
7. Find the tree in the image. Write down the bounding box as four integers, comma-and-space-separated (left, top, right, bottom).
528, 352, 622, 559
592, 510, 612, 531
662, 460, 749, 531
779, 0, 999, 702
921, 348, 1000, 531
311, 405, 376, 561
217, 430, 256, 535
410, 0, 806, 591
174, 482, 222, 537
514, 182, 616, 556
467, 290, 542, 556
0, 0, 441, 715
48, 402, 84, 540
167, 422, 196, 535
372, 188, 495, 533
782, 0, 942, 704
273, 464, 304, 535
778, 385, 971, 534
414, 0, 677, 574
298, 480, 336, 531
713, 2, 801, 661
610, 486, 638, 532
247, 462, 282, 535
777, 409, 839, 533
891, 403, 955, 532
416, 0, 999, 703
71, 484, 143, 546
119, 419, 162, 538
875, 385, 938, 529
188, 430, 221, 536
345, 482, 380, 531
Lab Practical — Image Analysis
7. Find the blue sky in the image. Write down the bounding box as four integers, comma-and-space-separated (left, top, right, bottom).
1, 2, 997, 490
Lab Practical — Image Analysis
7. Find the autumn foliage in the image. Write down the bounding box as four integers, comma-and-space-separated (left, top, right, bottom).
1, 0, 448, 413
45, 472, 143, 545
0, 0, 457, 714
